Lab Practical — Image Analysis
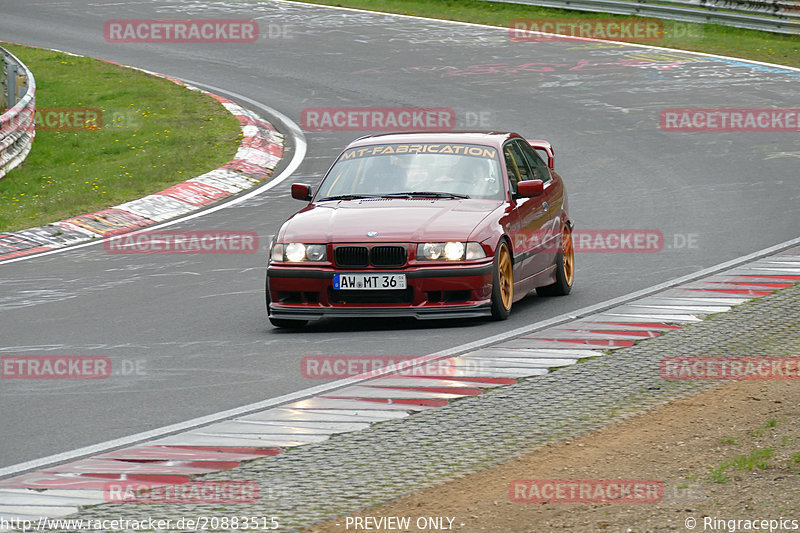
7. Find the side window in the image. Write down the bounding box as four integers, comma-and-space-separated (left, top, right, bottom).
517, 140, 551, 182
503, 143, 533, 195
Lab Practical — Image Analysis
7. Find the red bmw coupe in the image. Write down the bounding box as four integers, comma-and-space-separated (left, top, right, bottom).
266, 131, 573, 328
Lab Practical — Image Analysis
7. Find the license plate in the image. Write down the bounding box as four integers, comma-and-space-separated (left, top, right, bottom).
333, 273, 407, 290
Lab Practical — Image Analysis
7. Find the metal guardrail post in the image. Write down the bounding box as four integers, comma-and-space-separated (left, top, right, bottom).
16, 70, 28, 101
6, 61, 18, 108
1, 56, 6, 111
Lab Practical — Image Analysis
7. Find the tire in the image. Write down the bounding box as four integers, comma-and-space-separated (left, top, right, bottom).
266, 272, 308, 329
491, 240, 514, 320
537, 224, 574, 297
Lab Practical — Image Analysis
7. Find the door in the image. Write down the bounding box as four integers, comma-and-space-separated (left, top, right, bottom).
517, 139, 562, 269
502, 141, 551, 280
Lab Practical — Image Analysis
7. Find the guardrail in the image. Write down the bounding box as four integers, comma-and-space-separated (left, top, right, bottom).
494, 0, 800, 34
1, 45, 36, 181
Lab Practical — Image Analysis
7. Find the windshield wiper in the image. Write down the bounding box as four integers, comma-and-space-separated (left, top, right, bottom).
317, 194, 380, 201
381, 191, 470, 199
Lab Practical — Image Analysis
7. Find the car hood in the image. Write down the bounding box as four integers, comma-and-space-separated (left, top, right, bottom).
279, 198, 502, 243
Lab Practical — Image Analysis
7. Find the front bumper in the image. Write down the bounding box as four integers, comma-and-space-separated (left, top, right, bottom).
267, 262, 494, 321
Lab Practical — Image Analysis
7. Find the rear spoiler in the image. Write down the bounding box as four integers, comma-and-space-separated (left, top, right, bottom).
527, 139, 554, 170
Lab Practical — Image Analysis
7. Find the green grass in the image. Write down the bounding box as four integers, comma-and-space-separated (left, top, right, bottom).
299, 0, 800, 69
729, 448, 774, 470
0, 43, 242, 232
749, 418, 779, 438
709, 448, 775, 483
708, 466, 729, 484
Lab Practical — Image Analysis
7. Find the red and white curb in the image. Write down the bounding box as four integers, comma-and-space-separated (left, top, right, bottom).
1, 244, 798, 523
0, 63, 284, 262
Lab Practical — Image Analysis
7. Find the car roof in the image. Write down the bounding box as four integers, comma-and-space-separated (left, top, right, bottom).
347, 131, 521, 149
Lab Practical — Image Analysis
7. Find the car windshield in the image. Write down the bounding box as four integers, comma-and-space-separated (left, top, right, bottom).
315, 143, 505, 201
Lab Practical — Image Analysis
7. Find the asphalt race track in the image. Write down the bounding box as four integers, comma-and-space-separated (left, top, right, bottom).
1, 0, 798, 469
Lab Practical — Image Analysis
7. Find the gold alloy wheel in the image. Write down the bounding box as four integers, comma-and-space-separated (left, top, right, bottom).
498, 244, 513, 310
562, 225, 575, 287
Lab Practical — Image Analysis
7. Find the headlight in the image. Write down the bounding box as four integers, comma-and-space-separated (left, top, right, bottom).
305, 245, 326, 261
444, 242, 465, 261
271, 243, 327, 262
285, 243, 306, 262
420, 242, 444, 260
417, 242, 486, 261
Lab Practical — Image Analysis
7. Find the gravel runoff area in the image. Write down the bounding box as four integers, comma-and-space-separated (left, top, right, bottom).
71, 249, 800, 532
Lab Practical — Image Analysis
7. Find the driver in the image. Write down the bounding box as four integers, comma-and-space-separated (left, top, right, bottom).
365, 154, 409, 194
445, 157, 500, 197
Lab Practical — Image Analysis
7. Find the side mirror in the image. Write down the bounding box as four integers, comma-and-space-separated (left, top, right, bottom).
291, 183, 312, 201
527, 139, 554, 170
517, 179, 544, 198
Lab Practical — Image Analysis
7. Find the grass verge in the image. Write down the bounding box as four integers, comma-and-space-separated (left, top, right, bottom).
0, 43, 242, 232
709, 448, 775, 483
702, 416, 797, 484
298, 0, 800, 68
